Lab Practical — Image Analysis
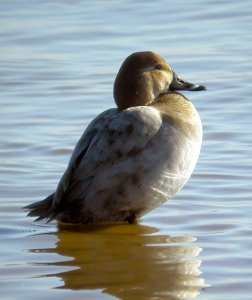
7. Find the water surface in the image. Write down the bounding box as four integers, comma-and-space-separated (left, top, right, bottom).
1, 1, 252, 299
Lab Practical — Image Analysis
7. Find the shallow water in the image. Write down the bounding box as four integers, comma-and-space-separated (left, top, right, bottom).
1, 1, 252, 299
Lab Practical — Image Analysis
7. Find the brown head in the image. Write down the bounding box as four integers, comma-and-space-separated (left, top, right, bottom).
113, 51, 206, 111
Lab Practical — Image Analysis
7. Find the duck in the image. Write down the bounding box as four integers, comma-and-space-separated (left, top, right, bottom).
25, 51, 206, 224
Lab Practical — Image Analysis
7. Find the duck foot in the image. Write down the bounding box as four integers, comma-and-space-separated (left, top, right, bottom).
124, 212, 139, 224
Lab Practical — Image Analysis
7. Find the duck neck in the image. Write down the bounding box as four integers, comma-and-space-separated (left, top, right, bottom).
113, 71, 154, 111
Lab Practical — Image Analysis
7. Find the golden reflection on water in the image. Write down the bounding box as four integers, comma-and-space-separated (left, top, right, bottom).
33, 224, 206, 300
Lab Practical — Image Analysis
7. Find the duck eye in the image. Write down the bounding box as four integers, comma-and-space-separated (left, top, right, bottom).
154, 64, 162, 70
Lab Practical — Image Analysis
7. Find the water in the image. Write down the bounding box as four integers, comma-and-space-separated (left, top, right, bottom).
1, 0, 252, 299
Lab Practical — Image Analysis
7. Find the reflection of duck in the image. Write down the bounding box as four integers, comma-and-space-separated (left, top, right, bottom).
25, 51, 205, 224
35, 224, 206, 299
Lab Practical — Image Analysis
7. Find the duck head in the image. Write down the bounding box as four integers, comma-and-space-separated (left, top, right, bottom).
113, 51, 206, 111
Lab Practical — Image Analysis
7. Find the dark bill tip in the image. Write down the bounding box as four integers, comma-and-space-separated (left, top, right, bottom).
170, 71, 206, 92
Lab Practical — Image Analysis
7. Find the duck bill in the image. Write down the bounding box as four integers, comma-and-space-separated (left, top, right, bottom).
170, 71, 206, 91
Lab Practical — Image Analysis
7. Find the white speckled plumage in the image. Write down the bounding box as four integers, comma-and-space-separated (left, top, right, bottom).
25, 51, 205, 224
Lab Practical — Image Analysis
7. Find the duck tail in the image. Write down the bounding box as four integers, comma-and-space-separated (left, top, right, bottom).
24, 193, 55, 222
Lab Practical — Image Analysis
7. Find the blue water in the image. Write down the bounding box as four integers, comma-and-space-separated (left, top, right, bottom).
1, 1, 252, 299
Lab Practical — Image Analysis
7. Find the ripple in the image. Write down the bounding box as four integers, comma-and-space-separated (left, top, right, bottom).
1, 0, 252, 299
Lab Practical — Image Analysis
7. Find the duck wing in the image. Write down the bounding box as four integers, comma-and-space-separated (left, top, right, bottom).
52, 106, 162, 212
